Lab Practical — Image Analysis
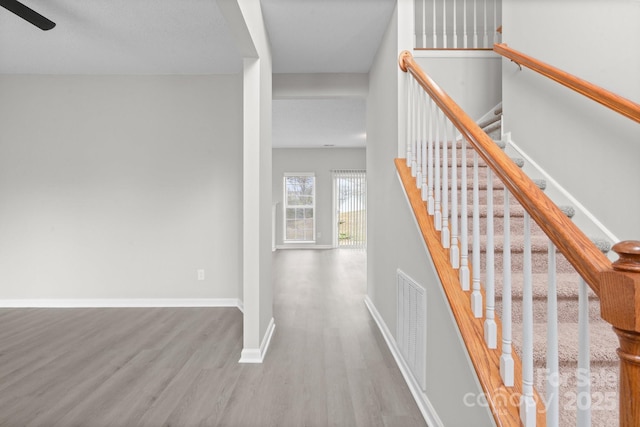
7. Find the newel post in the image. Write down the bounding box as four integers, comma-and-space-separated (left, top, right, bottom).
599, 241, 640, 427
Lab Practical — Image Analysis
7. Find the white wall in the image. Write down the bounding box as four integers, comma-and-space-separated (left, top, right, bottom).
272, 148, 366, 247
0, 75, 243, 301
502, 0, 640, 240
415, 53, 502, 121
273, 73, 368, 99
366, 4, 494, 426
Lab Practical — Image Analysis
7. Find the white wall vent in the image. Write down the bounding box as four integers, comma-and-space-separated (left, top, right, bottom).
397, 269, 427, 391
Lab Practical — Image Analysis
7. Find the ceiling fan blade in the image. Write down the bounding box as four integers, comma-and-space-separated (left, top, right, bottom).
0, 0, 55, 30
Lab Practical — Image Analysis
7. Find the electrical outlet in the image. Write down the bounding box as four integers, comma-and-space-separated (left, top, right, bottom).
197, 269, 205, 281
317, 231, 322, 238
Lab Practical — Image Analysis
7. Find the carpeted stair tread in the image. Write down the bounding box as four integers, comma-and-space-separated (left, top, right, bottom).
511, 321, 619, 365
591, 238, 612, 253
451, 177, 507, 190
450, 139, 505, 150
558, 205, 576, 218
493, 272, 598, 300
492, 272, 602, 323
475, 234, 566, 253
478, 114, 502, 130
474, 234, 607, 255
471, 204, 526, 218
495, 295, 602, 323
482, 120, 501, 132
469, 204, 575, 219
454, 157, 522, 168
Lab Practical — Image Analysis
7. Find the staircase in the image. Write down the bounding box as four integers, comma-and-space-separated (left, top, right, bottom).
399, 49, 640, 427
471, 113, 620, 426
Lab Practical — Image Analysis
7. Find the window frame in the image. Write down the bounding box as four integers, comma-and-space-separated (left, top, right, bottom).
283, 172, 316, 243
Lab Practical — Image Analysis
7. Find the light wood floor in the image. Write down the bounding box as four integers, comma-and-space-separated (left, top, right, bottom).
0, 249, 426, 427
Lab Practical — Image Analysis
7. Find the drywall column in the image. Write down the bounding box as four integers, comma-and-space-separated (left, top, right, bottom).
236, 0, 274, 363
218, 0, 273, 363
240, 57, 266, 362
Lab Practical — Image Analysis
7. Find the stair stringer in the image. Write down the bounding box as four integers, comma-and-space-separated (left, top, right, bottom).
395, 158, 547, 427
502, 132, 618, 259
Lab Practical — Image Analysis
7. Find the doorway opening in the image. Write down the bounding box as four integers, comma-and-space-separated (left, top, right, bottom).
332, 170, 366, 249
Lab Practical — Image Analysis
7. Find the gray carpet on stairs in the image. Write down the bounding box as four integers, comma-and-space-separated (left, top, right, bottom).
466, 127, 618, 426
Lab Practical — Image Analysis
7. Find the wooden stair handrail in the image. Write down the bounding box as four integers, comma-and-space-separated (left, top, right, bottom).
494, 43, 640, 124
398, 50, 611, 294
399, 49, 640, 427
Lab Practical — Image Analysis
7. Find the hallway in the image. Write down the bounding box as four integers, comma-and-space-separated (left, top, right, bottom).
263, 248, 426, 426
0, 249, 425, 426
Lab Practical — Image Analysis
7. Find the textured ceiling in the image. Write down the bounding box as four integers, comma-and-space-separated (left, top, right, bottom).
273, 98, 366, 148
261, 0, 395, 73
0, 0, 394, 74
0, 0, 243, 74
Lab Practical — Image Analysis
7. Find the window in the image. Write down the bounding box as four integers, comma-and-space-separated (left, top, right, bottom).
283, 173, 315, 242
333, 170, 366, 249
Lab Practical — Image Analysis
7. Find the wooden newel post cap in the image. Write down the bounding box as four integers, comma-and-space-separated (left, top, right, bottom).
398, 50, 411, 72
612, 240, 640, 272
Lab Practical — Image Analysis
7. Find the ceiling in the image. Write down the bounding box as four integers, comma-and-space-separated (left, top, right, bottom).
273, 98, 366, 149
0, 0, 396, 147
0, 0, 243, 74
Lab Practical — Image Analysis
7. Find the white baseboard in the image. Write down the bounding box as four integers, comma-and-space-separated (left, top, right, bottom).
0, 298, 243, 309
275, 244, 334, 250
239, 317, 276, 364
364, 296, 444, 427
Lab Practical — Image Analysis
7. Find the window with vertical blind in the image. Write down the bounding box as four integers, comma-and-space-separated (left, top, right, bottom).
283, 173, 315, 242
333, 170, 366, 249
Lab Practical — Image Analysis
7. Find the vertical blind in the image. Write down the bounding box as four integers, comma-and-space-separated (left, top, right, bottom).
333, 170, 367, 249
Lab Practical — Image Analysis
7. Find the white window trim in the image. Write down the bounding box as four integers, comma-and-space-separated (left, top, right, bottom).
283, 172, 316, 243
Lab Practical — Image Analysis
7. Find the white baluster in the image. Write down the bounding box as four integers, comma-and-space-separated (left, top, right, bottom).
577, 276, 592, 426
484, 167, 496, 347
411, 88, 417, 177
453, 0, 458, 49
473, 0, 478, 48
546, 242, 559, 427
500, 189, 514, 386
463, 0, 468, 48
422, 0, 427, 48
442, 0, 447, 48
520, 211, 536, 426
416, 88, 423, 188
493, 0, 498, 45
415, 80, 420, 177
434, 109, 442, 231
471, 150, 482, 317
453, 0, 458, 48
450, 121, 460, 268
406, 77, 413, 166
421, 91, 428, 201
413, 6, 417, 48
483, 0, 488, 48
459, 138, 470, 290
432, 0, 437, 48
441, 116, 450, 248
427, 98, 435, 214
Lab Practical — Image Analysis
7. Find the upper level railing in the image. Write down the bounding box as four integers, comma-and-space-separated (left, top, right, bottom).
398, 50, 640, 426
494, 43, 640, 124
414, 0, 501, 49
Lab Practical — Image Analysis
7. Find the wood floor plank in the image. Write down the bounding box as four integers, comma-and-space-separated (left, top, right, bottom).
0, 249, 426, 427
